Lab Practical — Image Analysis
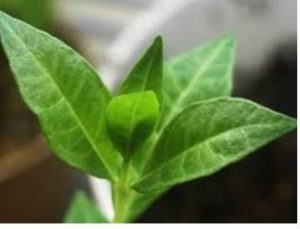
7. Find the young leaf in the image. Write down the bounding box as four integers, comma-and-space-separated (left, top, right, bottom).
106, 91, 159, 159
160, 35, 236, 129
119, 36, 163, 103
0, 11, 121, 179
134, 97, 296, 192
131, 36, 236, 177
64, 191, 107, 223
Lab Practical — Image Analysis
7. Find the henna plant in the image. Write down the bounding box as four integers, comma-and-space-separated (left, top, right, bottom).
0, 11, 296, 223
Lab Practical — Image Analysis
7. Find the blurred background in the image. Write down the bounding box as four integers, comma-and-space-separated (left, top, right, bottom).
0, 0, 297, 223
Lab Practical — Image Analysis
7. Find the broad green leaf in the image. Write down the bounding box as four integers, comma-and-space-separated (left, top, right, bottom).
0, 11, 121, 179
64, 191, 107, 223
106, 91, 159, 159
134, 97, 296, 192
160, 35, 236, 129
119, 36, 163, 103
131, 35, 237, 176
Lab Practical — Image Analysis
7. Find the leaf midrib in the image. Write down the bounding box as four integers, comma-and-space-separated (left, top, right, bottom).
1, 19, 115, 179
141, 41, 159, 92
138, 38, 232, 174
160, 37, 231, 132
126, 96, 143, 154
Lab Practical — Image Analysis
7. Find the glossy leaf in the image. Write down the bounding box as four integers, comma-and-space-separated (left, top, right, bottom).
64, 191, 107, 223
160, 35, 236, 129
119, 36, 163, 103
0, 11, 121, 179
106, 91, 159, 159
134, 97, 296, 192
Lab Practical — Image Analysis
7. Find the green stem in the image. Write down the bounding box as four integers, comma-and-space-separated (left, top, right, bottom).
112, 161, 134, 223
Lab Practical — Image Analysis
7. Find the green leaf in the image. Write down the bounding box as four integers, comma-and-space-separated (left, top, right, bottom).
131, 35, 237, 178
160, 35, 236, 129
119, 36, 163, 103
64, 191, 108, 223
134, 97, 296, 192
106, 91, 159, 159
0, 11, 121, 179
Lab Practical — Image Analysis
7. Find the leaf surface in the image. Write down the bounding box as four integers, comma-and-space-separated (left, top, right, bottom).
119, 36, 163, 103
131, 35, 237, 176
160, 35, 236, 129
0, 11, 121, 179
106, 91, 159, 159
64, 191, 107, 223
134, 97, 296, 192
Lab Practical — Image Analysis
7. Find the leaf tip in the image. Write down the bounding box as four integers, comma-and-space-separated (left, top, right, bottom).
223, 33, 238, 48
286, 116, 297, 131
0, 10, 11, 23
0, 10, 16, 35
154, 34, 163, 46
149, 35, 163, 55
0, 10, 6, 28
